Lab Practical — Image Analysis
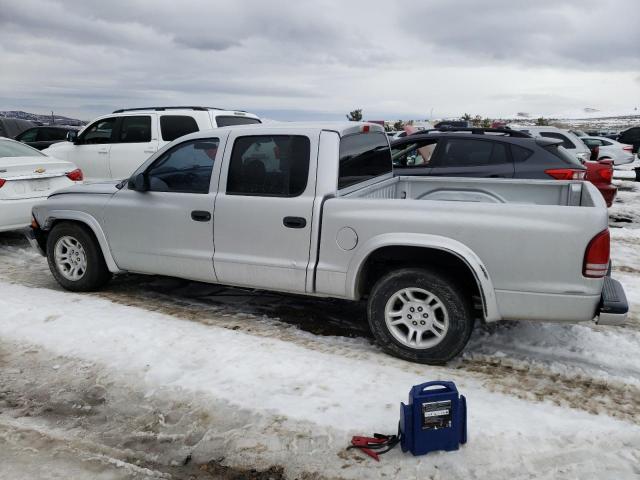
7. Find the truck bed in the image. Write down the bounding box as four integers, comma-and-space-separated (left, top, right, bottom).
317, 175, 607, 322
343, 176, 600, 207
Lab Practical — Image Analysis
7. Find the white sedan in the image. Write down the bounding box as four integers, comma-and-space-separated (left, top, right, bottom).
581, 136, 635, 166
0, 137, 82, 232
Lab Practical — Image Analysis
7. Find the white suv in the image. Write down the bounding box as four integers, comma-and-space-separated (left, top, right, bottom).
43, 106, 261, 180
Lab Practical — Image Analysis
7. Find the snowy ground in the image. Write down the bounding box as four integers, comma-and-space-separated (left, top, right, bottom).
1, 182, 639, 479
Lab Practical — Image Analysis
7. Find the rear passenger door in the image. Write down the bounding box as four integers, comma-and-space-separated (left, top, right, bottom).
108, 115, 159, 179
213, 130, 318, 293
428, 138, 514, 178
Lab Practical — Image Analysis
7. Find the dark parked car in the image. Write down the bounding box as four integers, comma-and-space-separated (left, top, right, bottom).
0, 117, 34, 139
14, 126, 80, 150
392, 128, 586, 180
391, 128, 616, 206
617, 126, 640, 154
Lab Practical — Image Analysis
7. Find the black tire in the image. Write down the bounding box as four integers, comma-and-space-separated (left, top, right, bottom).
367, 268, 474, 364
46, 222, 112, 292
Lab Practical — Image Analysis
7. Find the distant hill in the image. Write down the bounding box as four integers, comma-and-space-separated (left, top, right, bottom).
0, 110, 86, 126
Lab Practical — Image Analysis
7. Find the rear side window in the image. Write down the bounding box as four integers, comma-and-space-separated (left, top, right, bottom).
510, 144, 534, 162
432, 138, 510, 167
539, 132, 575, 149
215, 116, 261, 127
339, 132, 392, 189
118, 116, 151, 143
146, 138, 219, 194
160, 115, 199, 141
48, 129, 70, 141
543, 145, 583, 167
227, 135, 310, 197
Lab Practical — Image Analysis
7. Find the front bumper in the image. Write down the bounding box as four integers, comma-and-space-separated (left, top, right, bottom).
595, 276, 628, 326
22, 227, 46, 256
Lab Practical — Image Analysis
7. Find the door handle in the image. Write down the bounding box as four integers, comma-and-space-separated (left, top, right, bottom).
191, 210, 211, 222
144, 148, 156, 153
283, 216, 306, 229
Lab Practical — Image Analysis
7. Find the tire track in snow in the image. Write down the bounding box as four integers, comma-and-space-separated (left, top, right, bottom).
1, 236, 639, 426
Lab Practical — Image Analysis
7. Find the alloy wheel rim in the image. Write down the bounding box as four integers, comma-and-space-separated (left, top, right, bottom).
384, 287, 449, 349
54, 235, 87, 281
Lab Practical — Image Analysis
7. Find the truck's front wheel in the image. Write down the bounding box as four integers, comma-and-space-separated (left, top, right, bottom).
367, 268, 474, 364
46, 222, 112, 292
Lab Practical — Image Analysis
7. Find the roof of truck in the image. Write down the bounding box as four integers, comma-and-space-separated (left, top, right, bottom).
213, 121, 385, 136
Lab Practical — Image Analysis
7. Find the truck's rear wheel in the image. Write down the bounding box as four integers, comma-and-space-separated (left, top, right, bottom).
47, 222, 112, 292
367, 268, 474, 364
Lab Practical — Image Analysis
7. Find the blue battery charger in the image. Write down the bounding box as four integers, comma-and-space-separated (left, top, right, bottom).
400, 381, 467, 456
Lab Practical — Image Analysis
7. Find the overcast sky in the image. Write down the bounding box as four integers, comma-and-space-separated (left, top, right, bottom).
1, 0, 639, 122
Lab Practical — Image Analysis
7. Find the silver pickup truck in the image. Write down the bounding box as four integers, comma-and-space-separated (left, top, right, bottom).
26, 122, 628, 364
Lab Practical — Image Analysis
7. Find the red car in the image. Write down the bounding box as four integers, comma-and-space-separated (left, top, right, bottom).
584, 159, 616, 207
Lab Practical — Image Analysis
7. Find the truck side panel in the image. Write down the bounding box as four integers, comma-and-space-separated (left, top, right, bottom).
316, 195, 608, 321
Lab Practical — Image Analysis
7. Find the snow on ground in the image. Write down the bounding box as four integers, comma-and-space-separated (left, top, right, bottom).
0, 180, 639, 479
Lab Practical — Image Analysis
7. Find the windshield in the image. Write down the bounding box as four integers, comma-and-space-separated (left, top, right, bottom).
0, 140, 45, 158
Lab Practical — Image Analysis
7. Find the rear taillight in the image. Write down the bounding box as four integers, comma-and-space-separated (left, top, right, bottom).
583, 229, 610, 278
597, 167, 613, 182
0, 179, 5, 188
66, 169, 83, 182
623, 145, 633, 152
545, 168, 585, 180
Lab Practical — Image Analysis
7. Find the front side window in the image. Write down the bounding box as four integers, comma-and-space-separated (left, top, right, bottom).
44, 128, 70, 141
227, 135, 310, 196
17, 128, 38, 142
392, 140, 439, 167
539, 132, 575, 149
160, 115, 199, 141
80, 118, 117, 144
339, 132, 391, 189
118, 116, 151, 143
145, 138, 219, 194
432, 139, 509, 167
215, 116, 261, 127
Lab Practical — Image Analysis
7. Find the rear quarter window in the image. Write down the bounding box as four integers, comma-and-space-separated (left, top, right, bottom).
543, 145, 583, 167
215, 116, 261, 127
160, 115, 200, 141
510, 144, 534, 162
339, 132, 392, 189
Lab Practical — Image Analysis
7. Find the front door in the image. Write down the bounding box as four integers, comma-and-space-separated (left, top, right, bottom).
69, 117, 117, 180
108, 114, 159, 179
103, 136, 224, 282
213, 131, 318, 293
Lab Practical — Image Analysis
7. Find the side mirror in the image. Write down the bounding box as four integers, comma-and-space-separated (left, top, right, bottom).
128, 172, 149, 192
66, 131, 78, 143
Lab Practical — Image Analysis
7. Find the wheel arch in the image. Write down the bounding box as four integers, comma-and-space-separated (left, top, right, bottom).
43, 210, 121, 273
347, 233, 500, 322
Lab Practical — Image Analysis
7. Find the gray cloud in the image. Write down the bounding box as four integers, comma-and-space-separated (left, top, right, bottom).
402, 0, 640, 69
0, 0, 638, 121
